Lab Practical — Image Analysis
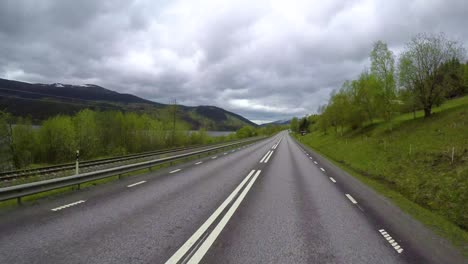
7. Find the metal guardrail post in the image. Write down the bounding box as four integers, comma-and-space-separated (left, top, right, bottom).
75, 150, 80, 175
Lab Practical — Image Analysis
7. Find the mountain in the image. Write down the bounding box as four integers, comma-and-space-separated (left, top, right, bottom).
0, 78, 257, 130
259, 119, 291, 127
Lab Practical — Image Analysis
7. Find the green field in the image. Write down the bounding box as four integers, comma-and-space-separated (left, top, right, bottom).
297, 96, 468, 252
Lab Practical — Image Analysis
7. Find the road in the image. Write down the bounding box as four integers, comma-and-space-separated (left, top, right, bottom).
0, 132, 464, 263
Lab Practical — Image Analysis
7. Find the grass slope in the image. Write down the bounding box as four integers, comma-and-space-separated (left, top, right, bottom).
298, 96, 468, 252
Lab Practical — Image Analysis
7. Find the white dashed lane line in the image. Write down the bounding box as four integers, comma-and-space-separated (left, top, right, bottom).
127, 181, 146, 188
195, 161, 203, 165
329, 177, 336, 183
345, 194, 358, 204
320, 167, 325, 172
379, 229, 404, 253
51, 200, 85, 212
211, 156, 217, 159
313, 161, 318, 164
170, 169, 181, 174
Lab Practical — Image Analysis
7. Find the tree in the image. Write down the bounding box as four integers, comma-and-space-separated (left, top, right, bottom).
0, 111, 13, 170
11, 117, 36, 168
398, 33, 465, 117
236, 126, 255, 138
38, 115, 76, 163
74, 109, 99, 159
290, 117, 299, 133
370, 41, 397, 120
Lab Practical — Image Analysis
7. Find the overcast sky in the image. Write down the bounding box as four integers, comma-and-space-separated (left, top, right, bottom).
1, 0, 467, 124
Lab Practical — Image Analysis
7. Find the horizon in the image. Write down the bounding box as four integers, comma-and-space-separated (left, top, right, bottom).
1, 0, 467, 123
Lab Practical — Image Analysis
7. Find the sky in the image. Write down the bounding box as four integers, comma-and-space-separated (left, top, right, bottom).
1, 0, 467, 124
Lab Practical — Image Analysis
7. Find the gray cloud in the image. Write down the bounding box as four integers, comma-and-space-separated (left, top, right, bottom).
1, 0, 467, 124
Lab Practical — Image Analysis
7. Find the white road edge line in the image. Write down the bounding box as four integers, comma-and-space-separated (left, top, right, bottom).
127, 181, 146, 188
264, 150, 274, 163
170, 169, 181, 174
329, 177, 336, 183
211, 156, 217, 159
379, 229, 404, 254
164, 170, 257, 264
320, 167, 325, 172
259, 151, 271, 163
51, 200, 85, 211
345, 194, 358, 204
195, 161, 203, 165
186, 170, 262, 264
314, 161, 318, 164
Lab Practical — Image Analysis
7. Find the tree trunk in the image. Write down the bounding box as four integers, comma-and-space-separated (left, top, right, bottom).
423, 106, 432, 118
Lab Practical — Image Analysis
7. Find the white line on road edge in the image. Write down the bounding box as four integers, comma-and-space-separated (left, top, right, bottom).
211, 156, 217, 159
186, 170, 262, 264
320, 167, 325, 172
329, 177, 336, 183
223, 152, 228, 155
127, 181, 146, 188
379, 229, 404, 253
345, 194, 358, 204
314, 161, 318, 164
195, 161, 203, 165
165, 170, 257, 264
309, 157, 313, 160
170, 169, 181, 174
51, 200, 85, 211
264, 150, 274, 163
259, 151, 271, 163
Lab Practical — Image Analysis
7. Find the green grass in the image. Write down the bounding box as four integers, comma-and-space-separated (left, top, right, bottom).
297, 96, 468, 253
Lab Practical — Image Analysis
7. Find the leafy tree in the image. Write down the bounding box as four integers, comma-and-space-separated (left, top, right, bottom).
398, 33, 465, 117
74, 109, 99, 159
370, 41, 397, 120
290, 117, 299, 133
236, 126, 256, 139
11, 117, 36, 168
0, 111, 13, 170
38, 115, 76, 163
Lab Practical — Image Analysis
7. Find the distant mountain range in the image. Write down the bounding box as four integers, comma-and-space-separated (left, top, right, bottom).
260, 119, 290, 127
0, 78, 257, 131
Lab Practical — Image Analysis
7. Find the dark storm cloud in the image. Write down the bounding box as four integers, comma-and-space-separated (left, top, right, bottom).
1, 0, 467, 124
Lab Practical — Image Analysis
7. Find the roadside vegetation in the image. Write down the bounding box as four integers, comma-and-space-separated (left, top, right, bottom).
0, 108, 283, 171
290, 33, 468, 247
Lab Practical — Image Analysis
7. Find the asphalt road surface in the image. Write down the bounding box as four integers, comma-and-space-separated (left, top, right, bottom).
0, 132, 465, 263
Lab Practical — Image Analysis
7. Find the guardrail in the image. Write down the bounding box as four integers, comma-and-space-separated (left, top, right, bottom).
0, 146, 196, 180
0, 139, 258, 181
0, 137, 264, 204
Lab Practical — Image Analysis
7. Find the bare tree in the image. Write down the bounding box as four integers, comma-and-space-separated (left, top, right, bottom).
398, 33, 465, 117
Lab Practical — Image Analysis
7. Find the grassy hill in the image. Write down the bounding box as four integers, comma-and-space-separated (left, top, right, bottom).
297, 96, 468, 250
0, 78, 257, 130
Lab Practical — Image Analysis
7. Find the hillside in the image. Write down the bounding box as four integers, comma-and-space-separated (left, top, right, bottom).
0, 78, 256, 130
260, 119, 290, 127
297, 96, 468, 248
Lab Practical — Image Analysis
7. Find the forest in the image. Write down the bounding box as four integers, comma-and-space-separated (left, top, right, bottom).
0, 108, 282, 171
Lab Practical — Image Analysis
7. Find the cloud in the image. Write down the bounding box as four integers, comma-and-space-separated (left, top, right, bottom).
1, 0, 467, 123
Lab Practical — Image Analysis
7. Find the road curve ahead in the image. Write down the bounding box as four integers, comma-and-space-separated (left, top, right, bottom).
0, 132, 464, 264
